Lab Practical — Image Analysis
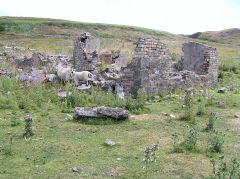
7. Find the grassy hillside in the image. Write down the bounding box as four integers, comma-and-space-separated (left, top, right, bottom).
189, 28, 240, 46
0, 16, 174, 39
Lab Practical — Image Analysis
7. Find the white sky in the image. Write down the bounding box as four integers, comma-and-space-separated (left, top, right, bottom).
0, 0, 240, 34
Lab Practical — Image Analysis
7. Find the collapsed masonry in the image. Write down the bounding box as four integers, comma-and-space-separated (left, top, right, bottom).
73, 33, 219, 96
122, 39, 218, 96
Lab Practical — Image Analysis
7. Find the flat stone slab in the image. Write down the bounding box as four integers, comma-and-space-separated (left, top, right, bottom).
74, 107, 129, 120
76, 85, 91, 92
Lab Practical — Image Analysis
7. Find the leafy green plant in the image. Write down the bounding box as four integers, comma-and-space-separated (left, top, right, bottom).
182, 126, 198, 151
210, 156, 240, 179
205, 111, 218, 131
172, 125, 198, 152
23, 115, 34, 138
126, 89, 147, 114
208, 130, 225, 153
143, 143, 159, 178
180, 88, 194, 121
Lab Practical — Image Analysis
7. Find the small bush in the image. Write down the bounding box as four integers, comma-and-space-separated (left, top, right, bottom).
143, 143, 159, 178
23, 115, 34, 138
208, 130, 225, 153
205, 111, 218, 131
173, 125, 198, 152
126, 89, 147, 114
182, 127, 198, 151
180, 89, 194, 121
210, 156, 240, 179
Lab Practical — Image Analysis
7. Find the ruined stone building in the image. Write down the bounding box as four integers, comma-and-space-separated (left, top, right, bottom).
73, 33, 100, 72
73, 33, 219, 96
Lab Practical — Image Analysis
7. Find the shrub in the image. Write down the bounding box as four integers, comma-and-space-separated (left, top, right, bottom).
205, 111, 218, 131
143, 143, 159, 178
126, 89, 147, 114
182, 126, 198, 151
208, 130, 225, 153
210, 156, 240, 179
180, 88, 194, 121
23, 115, 34, 138
172, 125, 198, 152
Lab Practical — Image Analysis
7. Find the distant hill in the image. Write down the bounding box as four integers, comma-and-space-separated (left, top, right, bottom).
0, 16, 175, 40
189, 28, 240, 46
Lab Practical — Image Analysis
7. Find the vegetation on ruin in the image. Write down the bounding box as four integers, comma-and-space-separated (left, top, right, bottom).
0, 16, 240, 178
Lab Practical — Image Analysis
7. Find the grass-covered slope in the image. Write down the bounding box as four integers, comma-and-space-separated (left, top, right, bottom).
0, 16, 174, 39
189, 28, 240, 46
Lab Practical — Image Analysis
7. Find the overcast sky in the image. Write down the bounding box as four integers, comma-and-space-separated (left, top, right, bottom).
0, 0, 239, 34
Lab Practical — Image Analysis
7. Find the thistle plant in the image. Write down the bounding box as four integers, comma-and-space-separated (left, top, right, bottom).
23, 115, 34, 137
172, 125, 198, 152
143, 144, 158, 164
143, 143, 159, 178
210, 156, 240, 179
208, 130, 225, 153
205, 111, 218, 131
180, 88, 194, 121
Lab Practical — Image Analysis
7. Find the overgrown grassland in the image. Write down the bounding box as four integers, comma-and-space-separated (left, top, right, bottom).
0, 74, 240, 178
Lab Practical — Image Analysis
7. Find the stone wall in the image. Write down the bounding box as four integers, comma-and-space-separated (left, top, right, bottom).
73, 33, 100, 72
72, 33, 218, 96
121, 39, 218, 96
121, 38, 174, 96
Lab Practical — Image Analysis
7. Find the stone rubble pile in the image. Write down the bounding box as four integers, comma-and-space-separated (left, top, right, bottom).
2, 32, 219, 97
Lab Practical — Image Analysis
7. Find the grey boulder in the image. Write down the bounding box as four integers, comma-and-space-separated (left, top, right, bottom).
74, 107, 129, 120
218, 87, 227, 93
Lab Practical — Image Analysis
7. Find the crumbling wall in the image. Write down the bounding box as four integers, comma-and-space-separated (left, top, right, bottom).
73, 33, 218, 96
175, 42, 218, 86
121, 38, 173, 96
121, 39, 219, 96
73, 33, 100, 72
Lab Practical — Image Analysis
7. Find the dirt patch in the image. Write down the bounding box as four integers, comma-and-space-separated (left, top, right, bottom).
130, 114, 161, 121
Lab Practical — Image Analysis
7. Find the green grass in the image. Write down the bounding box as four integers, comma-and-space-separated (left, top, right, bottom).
0, 16, 173, 39
0, 77, 239, 178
